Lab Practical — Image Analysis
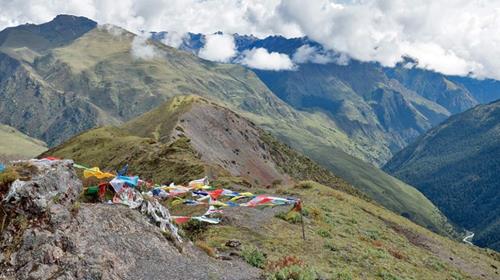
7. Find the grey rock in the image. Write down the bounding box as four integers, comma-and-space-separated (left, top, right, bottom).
0, 160, 260, 279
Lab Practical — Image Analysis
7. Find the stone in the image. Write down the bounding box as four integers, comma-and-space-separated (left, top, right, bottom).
225, 239, 242, 248
0, 160, 261, 279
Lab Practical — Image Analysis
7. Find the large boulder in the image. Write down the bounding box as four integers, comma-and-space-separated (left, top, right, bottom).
0, 160, 259, 279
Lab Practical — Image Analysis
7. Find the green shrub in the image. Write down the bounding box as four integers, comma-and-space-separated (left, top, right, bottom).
266, 265, 316, 280
275, 211, 302, 224
332, 269, 353, 280
377, 271, 402, 280
316, 228, 332, 239
266, 255, 316, 280
0, 167, 19, 187
294, 181, 317, 189
181, 219, 208, 241
364, 229, 380, 240
241, 245, 266, 268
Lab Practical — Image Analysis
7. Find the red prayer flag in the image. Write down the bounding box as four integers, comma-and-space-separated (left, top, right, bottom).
43, 156, 60, 161
209, 189, 224, 200
173, 217, 191, 224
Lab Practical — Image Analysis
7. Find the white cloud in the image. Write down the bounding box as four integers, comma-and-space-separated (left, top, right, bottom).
98, 24, 126, 37
277, 0, 500, 79
1, 0, 500, 79
238, 48, 295, 71
292, 45, 350, 65
160, 31, 186, 48
292, 45, 331, 64
131, 35, 162, 60
198, 33, 236, 63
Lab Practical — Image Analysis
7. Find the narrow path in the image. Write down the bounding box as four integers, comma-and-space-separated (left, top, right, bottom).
463, 232, 474, 245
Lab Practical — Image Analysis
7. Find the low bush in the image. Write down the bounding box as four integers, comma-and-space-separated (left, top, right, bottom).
266, 265, 316, 280
241, 245, 266, 268
332, 269, 353, 280
266, 256, 316, 280
0, 167, 19, 189
316, 228, 332, 239
294, 181, 317, 189
181, 219, 208, 240
275, 211, 302, 224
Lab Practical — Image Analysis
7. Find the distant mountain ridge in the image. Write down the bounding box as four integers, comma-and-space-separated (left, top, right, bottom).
384, 100, 500, 251
152, 31, 500, 165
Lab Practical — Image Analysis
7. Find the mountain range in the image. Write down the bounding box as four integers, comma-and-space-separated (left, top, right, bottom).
385, 100, 500, 251
0, 15, 457, 236
153, 32, 500, 166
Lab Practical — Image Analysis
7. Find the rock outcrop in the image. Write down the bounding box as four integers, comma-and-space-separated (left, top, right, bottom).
0, 159, 259, 279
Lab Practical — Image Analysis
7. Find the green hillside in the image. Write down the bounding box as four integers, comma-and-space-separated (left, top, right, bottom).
205, 181, 499, 279
0, 16, 452, 236
44, 95, 453, 238
38, 97, 498, 279
0, 124, 47, 159
385, 100, 500, 251
43, 95, 364, 199
256, 61, 454, 166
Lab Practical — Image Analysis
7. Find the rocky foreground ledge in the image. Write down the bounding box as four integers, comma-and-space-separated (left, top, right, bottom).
0, 159, 258, 280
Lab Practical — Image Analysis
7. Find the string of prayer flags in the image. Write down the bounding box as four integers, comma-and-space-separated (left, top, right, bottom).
70, 159, 300, 225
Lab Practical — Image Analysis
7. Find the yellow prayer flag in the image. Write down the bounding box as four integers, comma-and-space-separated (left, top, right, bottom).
83, 167, 115, 179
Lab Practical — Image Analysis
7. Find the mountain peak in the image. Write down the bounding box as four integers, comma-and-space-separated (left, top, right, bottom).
0, 14, 96, 52
52, 14, 95, 23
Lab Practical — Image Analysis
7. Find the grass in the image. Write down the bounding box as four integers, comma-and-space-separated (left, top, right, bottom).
42, 126, 206, 185
199, 182, 499, 279
241, 245, 266, 268
0, 124, 47, 158
195, 240, 217, 258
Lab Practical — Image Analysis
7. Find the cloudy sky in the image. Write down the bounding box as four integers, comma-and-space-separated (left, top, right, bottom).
0, 0, 499, 79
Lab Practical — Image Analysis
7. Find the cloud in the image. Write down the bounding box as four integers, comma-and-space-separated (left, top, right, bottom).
1, 0, 500, 79
238, 48, 295, 71
98, 24, 126, 37
277, 0, 500, 79
160, 31, 186, 48
198, 33, 237, 63
292, 44, 349, 65
131, 35, 162, 60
